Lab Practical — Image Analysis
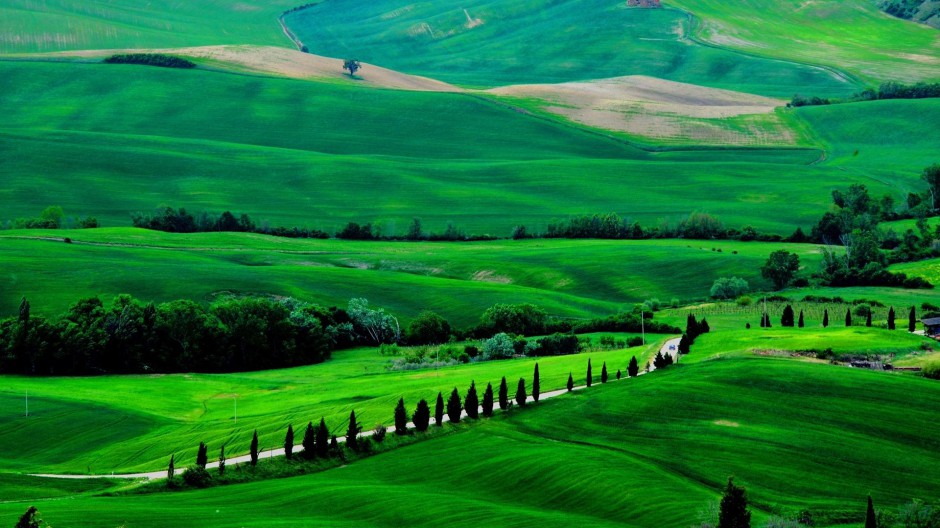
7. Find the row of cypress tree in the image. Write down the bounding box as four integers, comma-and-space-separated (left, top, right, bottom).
757, 305, 921, 331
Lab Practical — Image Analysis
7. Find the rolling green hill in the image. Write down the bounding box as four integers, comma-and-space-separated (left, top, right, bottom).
0, 229, 828, 323
1, 358, 937, 527
0, 0, 297, 54
285, 0, 858, 96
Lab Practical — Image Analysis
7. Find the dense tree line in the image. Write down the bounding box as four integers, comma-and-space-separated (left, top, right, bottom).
131, 207, 329, 239
2, 206, 97, 230
0, 295, 351, 375
790, 80, 940, 107
104, 54, 196, 69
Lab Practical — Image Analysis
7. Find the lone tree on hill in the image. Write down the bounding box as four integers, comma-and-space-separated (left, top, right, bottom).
346, 410, 362, 451
435, 392, 444, 426
284, 424, 294, 460
888, 307, 896, 330
718, 477, 751, 528
846, 308, 852, 327
865, 495, 877, 528
761, 250, 800, 290
342, 59, 361, 77
532, 363, 541, 402
515, 378, 527, 408
798, 310, 805, 328
909, 306, 917, 332
465, 381, 479, 419
316, 417, 330, 458
196, 442, 209, 468
250, 430, 259, 466
823, 309, 830, 328
302, 421, 316, 459
413, 399, 431, 432
447, 387, 462, 423
628, 356, 639, 377
586, 358, 593, 387
394, 398, 408, 435
498, 376, 509, 410
781, 305, 795, 327
482, 383, 494, 417
567, 372, 574, 391
601, 362, 609, 383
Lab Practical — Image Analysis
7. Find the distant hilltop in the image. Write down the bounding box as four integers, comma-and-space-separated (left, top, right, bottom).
878, 0, 940, 28
626, 0, 662, 7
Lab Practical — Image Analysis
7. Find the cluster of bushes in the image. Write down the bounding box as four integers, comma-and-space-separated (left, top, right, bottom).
131, 207, 329, 239
2, 206, 97, 230
104, 54, 196, 69
789, 80, 940, 107
0, 296, 364, 376
539, 212, 786, 242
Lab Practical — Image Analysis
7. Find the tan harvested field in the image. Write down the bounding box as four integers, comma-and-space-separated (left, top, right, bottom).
488, 75, 799, 146
25, 45, 463, 93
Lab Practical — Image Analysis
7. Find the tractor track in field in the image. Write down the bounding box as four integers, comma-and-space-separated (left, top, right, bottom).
31, 338, 681, 481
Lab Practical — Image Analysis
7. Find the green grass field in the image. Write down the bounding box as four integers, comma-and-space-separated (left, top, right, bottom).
285, 0, 857, 96
0, 337, 662, 476
0, 0, 298, 54
669, 0, 940, 84
2, 61, 933, 236
1, 358, 937, 527
0, 228, 835, 323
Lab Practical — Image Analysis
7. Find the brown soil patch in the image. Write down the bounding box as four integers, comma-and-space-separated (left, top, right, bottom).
34, 45, 463, 93
489, 75, 794, 145
714, 420, 740, 427
472, 270, 512, 284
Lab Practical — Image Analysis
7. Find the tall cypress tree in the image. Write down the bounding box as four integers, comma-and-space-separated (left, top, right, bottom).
250, 429, 259, 466
865, 495, 877, 528
167, 454, 175, 483
498, 376, 509, 410
888, 307, 896, 330
653, 351, 666, 369
435, 392, 444, 426
532, 363, 540, 402
823, 309, 829, 328
846, 308, 852, 327
601, 362, 609, 383
465, 381, 479, 419
481, 383, 494, 417
798, 310, 805, 328
394, 397, 408, 435
447, 387, 462, 423
781, 305, 795, 327
284, 425, 294, 460
515, 378, 527, 408
717, 477, 751, 528
616, 369, 622, 380
412, 399, 431, 431
196, 441, 208, 468
218, 445, 226, 475
586, 358, 593, 387
302, 421, 316, 459
316, 417, 329, 458
346, 410, 361, 451
909, 306, 917, 332
566, 372, 574, 391
866, 310, 872, 327
628, 356, 639, 377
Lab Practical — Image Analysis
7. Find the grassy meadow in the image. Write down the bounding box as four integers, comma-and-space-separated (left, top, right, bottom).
0, 0, 299, 54
1, 358, 938, 526
669, 0, 940, 85
0, 228, 836, 322
285, 0, 858, 96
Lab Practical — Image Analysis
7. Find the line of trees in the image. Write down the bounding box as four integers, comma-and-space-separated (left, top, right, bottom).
789, 80, 940, 107
2, 206, 98, 230
0, 297, 678, 376
104, 54, 196, 69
